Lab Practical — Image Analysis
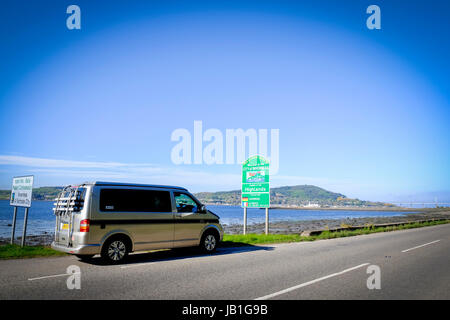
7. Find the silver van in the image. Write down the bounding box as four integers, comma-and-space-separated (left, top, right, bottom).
51, 181, 223, 263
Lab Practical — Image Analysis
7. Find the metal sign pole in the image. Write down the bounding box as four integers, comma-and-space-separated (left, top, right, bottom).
21, 207, 29, 247
265, 208, 269, 235
243, 207, 247, 235
10, 206, 18, 244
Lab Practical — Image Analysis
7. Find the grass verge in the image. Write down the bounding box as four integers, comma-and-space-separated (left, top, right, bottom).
0, 244, 67, 260
222, 219, 450, 246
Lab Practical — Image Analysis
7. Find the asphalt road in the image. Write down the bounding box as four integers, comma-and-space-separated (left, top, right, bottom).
0, 223, 449, 300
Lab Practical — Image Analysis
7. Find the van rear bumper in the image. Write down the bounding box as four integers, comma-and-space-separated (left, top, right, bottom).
51, 241, 101, 255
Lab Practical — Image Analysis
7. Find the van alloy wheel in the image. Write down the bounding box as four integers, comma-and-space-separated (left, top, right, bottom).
108, 240, 126, 261
204, 234, 216, 251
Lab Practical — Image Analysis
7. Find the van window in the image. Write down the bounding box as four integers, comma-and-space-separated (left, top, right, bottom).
174, 192, 199, 213
100, 189, 172, 212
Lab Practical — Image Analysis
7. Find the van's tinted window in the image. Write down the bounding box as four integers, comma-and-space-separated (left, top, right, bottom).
100, 189, 172, 212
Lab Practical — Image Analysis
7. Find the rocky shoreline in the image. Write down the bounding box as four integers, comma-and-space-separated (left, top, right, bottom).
1, 210, 449, 246
1, 234, 54, 247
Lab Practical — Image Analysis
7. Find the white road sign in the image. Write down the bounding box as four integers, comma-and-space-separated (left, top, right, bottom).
10, 176, 34, 207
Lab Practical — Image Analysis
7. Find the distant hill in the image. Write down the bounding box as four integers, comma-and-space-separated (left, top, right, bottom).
195, 185, 394, 208
0, 187, 63, 201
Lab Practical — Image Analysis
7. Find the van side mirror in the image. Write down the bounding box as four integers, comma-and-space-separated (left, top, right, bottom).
199, 205, 206, 213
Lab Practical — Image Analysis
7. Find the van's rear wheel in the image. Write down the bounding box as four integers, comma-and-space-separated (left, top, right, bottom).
101, 237, 129, 264
200, 231, 218, 253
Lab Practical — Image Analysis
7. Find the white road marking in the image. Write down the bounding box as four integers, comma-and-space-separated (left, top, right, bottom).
401, 240, 441, 253
28, 273, 79, 281
254, 263, 370, 300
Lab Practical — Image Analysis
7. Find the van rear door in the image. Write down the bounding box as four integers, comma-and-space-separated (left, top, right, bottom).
53, 187, 86, 247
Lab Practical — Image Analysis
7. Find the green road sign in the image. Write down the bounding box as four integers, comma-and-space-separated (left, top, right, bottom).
241, 155, 270, 208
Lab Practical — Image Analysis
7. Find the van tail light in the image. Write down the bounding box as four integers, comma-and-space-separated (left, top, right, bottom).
80, 219, 90, 232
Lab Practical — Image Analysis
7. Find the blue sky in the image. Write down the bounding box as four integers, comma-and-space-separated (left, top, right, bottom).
0, 0, 449, 202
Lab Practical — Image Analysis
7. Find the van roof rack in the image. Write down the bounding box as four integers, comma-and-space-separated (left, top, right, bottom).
82, 181, 188, 191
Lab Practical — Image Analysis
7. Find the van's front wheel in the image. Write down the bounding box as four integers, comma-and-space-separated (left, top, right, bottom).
200, 232, 218, 253
101, 237, 129, 264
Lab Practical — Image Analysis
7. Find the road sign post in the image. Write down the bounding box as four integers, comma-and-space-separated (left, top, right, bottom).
21, 207, 30, 247
10, 206, 17, 245
265, 207, 269, 234
241, 155, 270, 235
243, 207, 247, 235
10, 176, 34, 247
